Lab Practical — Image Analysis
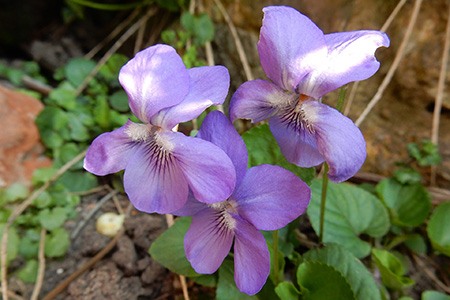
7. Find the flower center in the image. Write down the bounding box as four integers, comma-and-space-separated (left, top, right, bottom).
125, 122, 175, 168
279, 94, 317, 133
209, 200, 238, 230
124, 123, 151, 142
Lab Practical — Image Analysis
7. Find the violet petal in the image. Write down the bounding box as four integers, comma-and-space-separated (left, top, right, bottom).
309, 101, 366, 182
233, 216, 270, 295
229, 79, 291, 123
233, 164, 311, 230
118, 44, 189, 123
123, 137, 189, 214
169, 132, 236, 203
184, 208, 234, 274
84, 120, 137, 176
197, 111, 248, 185
152, 66, 230, 129
258, 6, 327, 91
269, 116, 325, 167
297, 30, 390, 98
172, 192, 207, 217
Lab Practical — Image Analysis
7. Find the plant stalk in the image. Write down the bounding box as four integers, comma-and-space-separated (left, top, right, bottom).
272, 230, 280, 285
319, 163, 329, 243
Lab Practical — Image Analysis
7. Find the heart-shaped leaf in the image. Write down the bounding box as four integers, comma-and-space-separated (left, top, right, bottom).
376, 178, 431, 227
242, 124, 315, 184
275, 282, 300, 300
307, 180, 390, 258
149, 217, 199, 277
371, 248, 414, 290
304, 244, 381, 300
427, 201, 450, 256
216, 259, 256, 300
297, 261, 355, 300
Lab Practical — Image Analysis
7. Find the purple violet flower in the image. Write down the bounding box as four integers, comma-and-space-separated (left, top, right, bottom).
84, 44, 236, 214
230, 6, 390, 182
174, 111, 311, 295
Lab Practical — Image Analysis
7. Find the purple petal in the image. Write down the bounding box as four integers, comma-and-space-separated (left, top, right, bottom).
310, 101, 367, 182
118, 44, 189, 122
233, 216, 270, 295
84, 120, 137, 176
297, 30, 390, 98
123, 139, 189, 214
169, 132, 236, 203
269, 116, 325, 167
233, 164, 311, 230
258, 6, 327, 91
184, 208, 234, 274
197, 111, 248, 185
152, 66, 230, 129
172, 192, 207, 217
229, 79, 291, 123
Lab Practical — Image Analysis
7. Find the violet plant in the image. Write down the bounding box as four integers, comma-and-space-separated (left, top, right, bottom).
83, 4, 448, 300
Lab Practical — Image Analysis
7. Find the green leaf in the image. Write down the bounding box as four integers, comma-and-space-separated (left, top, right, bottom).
404, 234, 427, 254
371, 248, 414, 290
45, 228, 70, 258
427, 201, 450, 256
307, 180, 390, 258
33, 191, 52, 209
65, 58, 96, 86
275, 282, 300, 300
296, 261, 355, 300
99, 53, 128, 83
216, 259, 257, 300
57, 170, 98, 193
193, 14, 215, 45
149, 217, 199, 277
67, 112, 90, 142
0, 224, 19, 264
38, 207, 68, 231
48, 81, 77, 110
407, 140, 442, 166
36, 106, 70, 148
376, 178, 431, 227
109, 90, 129, 112
94, 95, 111, 129
32, 167, 57, 186
422, 290, 450, 300
53, 143, 83, 169
393, 168, 422, 184
19, 229, 40, 259
191, 274, 217, 287
181, 12, 195, 35
304, 244, 382, 300
4, 182, 29, 202
16, 259, 38, 283
242, 124, 315, 184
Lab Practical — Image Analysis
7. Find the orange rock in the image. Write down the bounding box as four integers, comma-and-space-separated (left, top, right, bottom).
0, 85, 52, 188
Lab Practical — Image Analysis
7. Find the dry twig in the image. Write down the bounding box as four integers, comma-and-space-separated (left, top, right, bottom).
165, 214, 191, 300
355, 0, 423, 126
344, 0, 407, 116
213, 0, 254, 81
75, 7, 157, 96
0, 150, 87, 300
30, 228, 46, 300
85, 9, 141, 60
430, 2, 450, 185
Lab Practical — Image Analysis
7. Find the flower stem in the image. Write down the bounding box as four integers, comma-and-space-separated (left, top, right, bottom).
319, 163, 329, 243
336, 86, 347, 112
272, 230, 280, 284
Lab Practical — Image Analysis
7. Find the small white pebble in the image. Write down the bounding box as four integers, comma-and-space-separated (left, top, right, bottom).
96, 212, 125, 237
56, 268, 64, 275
